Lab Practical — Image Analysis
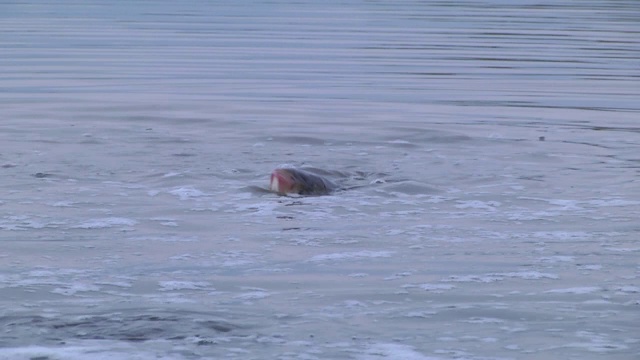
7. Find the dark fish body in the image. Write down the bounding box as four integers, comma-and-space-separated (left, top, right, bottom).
269, 168, 337, 195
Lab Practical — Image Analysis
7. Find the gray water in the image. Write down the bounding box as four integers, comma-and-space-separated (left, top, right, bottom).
1, 1, 639, 359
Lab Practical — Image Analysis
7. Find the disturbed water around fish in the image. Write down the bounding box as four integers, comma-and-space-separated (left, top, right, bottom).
1, 1, 639, 359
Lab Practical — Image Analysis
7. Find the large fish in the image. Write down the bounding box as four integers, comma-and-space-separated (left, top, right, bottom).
269, 168, 338, 195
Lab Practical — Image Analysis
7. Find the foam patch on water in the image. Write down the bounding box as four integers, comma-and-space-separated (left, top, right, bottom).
234, 291, 271, 301
227, 200, 281, 216
358, 343, 440, 360
405, 311, 438, 318
158, 281, 212, 291
95, 280, 133, 288
544, 287, 602, 294
577, 264, 603, 271
418, 284, 456, 292
586, 198, 640, 207
1, 268, 97, 290
51, 283, 101, 296
0, 215, 61, 231
50, 200, 75, 207
384, 272, 412, 280
168, 186, 208, 200
348, 273, 369, 278
455, 200, 501, 211
443, 271, 558, 283
520, 197, 640, 209
533, 231, 591, 240
308, 251, 395, 262
615, 285, 639, 294
464, 317, 505, 324
0, 343, 189, 360
73, 217, 137, 229
538, 256, 575, 263
129, 235, 198, 242
558, 331, 630, 353
211, 250, 261, 268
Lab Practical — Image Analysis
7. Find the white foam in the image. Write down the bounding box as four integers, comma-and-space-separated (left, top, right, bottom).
95, 280, 132, 288
455, 200, 501, 210
308, 250, 395, 262
442, 274, 503, 283
538, 256, 575, 263
384, 272, 412, 280
544, 287, 601, 294
0, 344, 189, 360
221, 259, 255, 267
405, 311, 437, 318
358, 343, 441, 360
560, 331, 630, 353
0, 216, 57, 231
443, 271, 558, 283
73, 217, 137, 229
615, 286, 639, 293
51, 200, 75, 207
533, 231, 591, 240
578, 264, 603, 271
234, 291, 270, 300
587, 198, 640, 207
227, 201, 280, 216
129, 235, 198, 242
499, 271, 559, 280
464, 317, 505, 324
168, 186, 208, 200
418, 284, 456, 292
343, 300, 367, 308
348, 273, 369, 278
158, 281, 212, 291
51, 283, 101, 296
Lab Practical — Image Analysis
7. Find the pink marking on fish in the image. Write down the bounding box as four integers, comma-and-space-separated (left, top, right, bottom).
270, 168, 297, 194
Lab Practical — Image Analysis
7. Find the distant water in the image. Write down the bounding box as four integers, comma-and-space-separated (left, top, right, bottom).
1, 1, 639, 359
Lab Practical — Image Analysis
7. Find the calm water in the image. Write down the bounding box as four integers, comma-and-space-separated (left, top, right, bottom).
1, 1, 639, 359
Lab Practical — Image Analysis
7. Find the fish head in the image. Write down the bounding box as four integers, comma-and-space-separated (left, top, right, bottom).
270, 168, 302, 194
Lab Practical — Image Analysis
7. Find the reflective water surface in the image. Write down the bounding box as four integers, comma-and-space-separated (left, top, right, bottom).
1, 1, 639, 359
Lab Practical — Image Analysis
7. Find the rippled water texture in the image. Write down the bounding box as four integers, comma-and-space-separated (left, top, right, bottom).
1, 1, 639, 359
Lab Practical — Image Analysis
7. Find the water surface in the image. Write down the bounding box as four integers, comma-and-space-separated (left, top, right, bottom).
1, 1, 639, 359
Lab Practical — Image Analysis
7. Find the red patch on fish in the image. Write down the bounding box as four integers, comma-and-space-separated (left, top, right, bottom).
270, 168, 297, 194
